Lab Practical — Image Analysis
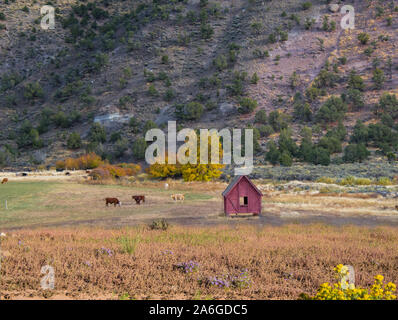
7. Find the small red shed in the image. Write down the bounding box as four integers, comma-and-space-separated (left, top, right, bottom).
222, 175, 262, 216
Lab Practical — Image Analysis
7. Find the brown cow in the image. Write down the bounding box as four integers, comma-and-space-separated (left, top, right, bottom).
105, 197, 121, 207
132, 195, 145, 204
1, 178, 8, 184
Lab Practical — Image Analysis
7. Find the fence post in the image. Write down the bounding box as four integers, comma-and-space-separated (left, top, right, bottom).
5, 200, 7, 210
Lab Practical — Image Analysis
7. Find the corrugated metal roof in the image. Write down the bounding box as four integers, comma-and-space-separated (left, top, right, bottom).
222, 175, 262, 197
222, 175, 242, 197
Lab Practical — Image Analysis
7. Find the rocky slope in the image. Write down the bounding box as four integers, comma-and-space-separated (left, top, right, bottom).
0, 0, 396, 168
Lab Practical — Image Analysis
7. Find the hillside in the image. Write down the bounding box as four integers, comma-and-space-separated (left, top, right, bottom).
0, 0, 397, 169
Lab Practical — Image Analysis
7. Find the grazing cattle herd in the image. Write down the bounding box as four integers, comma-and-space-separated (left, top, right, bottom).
103, 194, 185, 207
1, 176, 185, 208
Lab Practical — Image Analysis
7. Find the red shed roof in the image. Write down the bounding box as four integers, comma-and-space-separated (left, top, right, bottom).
222, 175, 262, 197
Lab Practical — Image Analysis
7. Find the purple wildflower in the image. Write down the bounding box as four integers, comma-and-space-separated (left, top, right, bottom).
175, 261, 199, 273
98, 247, 113, 256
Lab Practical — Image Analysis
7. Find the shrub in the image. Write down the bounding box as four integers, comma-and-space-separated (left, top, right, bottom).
149, 219, 169, 231
129, 117, 140, 133
302, 2, 312, 10
376, 177, 393, 186
254, 110, 267, 124
57, 153, 104, 170
377, 93, 398, 119
251, 21, 263, 35
300, 265, 396, 300
315, 96, 347, 124
343, 89, 364, 110
280, 150, 293, 167
200, 23, 214, 39
265, 141, 280, 165
161, 55, 169, 64
175, 102, 204, 121
343, 143, 370, 163
257, 124, 274, 137
313, 69, 339, 88
268, 111, 290, 132
17, 121, 43, 149
164, 88, 175, 101
238, 97, 258, 114
358, 32, 370, 45
318, 136, 342, 154
89, 123, 106, 143
147, 136, 223, 184
37, 108, 54, 134
24, 82, 44, 102
147, 155, 182, 179
143, 120, 158, 133
293, 102, 312, 122
67, 132, 82, 149
228, 74, 245, 96
278, 129, 298, 156
251, 73, 259, 84
53, 111, 71, 128
372, 68, 385, 89
1, 72, 22, 92
92, 53, 109, 72
132, 138, 147, 160
113, 139, 129, 158
0, 149, 10, 167
90, 163, 141, 180
350, 120, 369, 144
339, 56, 347, 65
348, 70, 365, 91
367, 123, 398, 151
213, 55, 228, 71
147, 84, 158, 96
304, 17, 316, 30
316, 177, 337, 184
305, 86, 323, 102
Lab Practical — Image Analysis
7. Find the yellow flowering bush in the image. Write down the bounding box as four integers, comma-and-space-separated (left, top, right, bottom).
300, 264, 397, 300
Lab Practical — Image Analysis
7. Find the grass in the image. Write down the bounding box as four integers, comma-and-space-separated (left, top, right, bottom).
1, 180, 398, 229
1, 224, 398, 299
0, 182, 58, 211
0, 181, 222, 229
1, 179, 398, 299
116, 235, 141, 255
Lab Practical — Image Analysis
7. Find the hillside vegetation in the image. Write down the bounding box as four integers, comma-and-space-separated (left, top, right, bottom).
0, 0, 397, 169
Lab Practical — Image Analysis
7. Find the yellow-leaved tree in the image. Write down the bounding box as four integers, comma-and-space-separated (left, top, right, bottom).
147, 132, 225, 182
180, 131, 225, 182
147, 153, 182, 179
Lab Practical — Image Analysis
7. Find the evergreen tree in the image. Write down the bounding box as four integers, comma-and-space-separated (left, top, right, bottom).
280, 150, 293, 167
265, 141, 280, 165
